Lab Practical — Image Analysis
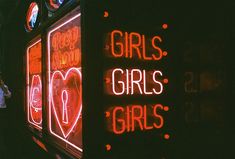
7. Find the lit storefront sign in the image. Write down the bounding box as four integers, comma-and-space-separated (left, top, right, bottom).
47, 11, 82, 153
26, 39, 42, 130
25, 2, 39, 32
46, 0, 65, 11
104, 29, 170, 135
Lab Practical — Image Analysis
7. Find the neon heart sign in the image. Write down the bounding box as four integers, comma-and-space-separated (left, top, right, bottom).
50, 67, 82, 138
48, 12, 82, 152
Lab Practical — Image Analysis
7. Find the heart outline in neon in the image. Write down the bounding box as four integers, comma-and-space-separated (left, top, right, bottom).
50, 67, 82, 138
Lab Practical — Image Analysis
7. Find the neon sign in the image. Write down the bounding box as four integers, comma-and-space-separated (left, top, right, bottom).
25, 2, 39, 31
27, 39, 42, 130
105, 30, 168, 60
48, 12, 82, 152
106, 104, 169, 134
50, 67, 82, 138
105, 68, 167, 95
104, 29, 170, 135
46, 0, 64, 11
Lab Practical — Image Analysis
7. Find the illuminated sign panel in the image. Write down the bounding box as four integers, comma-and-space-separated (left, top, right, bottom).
25, 2, 39, 32
46, 0, 64, 11
47, 10, 82, 154
106, 104, 169, 135
26, 39, 42, 130
104, 29, 170, 135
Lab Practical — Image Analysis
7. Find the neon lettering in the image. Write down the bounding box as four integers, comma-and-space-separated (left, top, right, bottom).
48, 13, 82, 152
129, 32, 142, 59
131, 105, 144, 131
153, 104, 164, 128
110, 104, 165, 134
143, 105, 153, 130
112, 107, 125, 134
111, 30, 124, 57
52, 26, 79, 51
51, 48, 81, 70
152, 71, 163, 94
110, 68, 164, 95
131, 69, 143, 94
151, 36, 163, 60
110, 30, 164, 61
112, 68, 125, 95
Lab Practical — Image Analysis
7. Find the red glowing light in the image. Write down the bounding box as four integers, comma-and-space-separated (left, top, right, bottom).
46, 0, 64, 11
51, 26, 80, 70
107, 104, 165, 134
163, 78, 168, 84
27, 39, 42, 130
163, 51, 168, 56
104, 11, 109, 18
108, 30, 164, 61
106, 144, 112, 151
50, 67, 82, 138
164, 134, 170, 140
48, 12, 82, 152
105, 111, 111, 117
29, 75, 42, 125
163, 106, 169, 112
162, 24, 168, 29
32, 136, 48, 152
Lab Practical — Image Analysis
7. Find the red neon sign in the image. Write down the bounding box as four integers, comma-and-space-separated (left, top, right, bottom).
27, 39, 42, 130
104, 28, 170, 136
50, 67, 82, 138
48, 13, 82, 152
106, 104, 168, 135
105, 30, 167, 60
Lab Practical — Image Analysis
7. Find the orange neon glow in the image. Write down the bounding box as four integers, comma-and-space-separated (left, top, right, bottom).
151, 36, 163, 60
106, 144, 112, 151
29, 75, 42, 125
105, 111, 111, 117
105, 68, 165, 95
106, 104, 165, 134
163, 51, 168, 56
129, 32, 142, 59
51, 26, 80, 70
49, 0, 58, 9
32, 136, 48, 152
162, 24, 168, 29
50, 67, 82, 138
164, 133, 170, 140
163, 106, 169, 112
108, 30, 164, 61
27, 39, 42, 130
104, 11, 109, 18
48, 12, 82, 152
29, 41, 41, 74
163, 78, 169, 84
